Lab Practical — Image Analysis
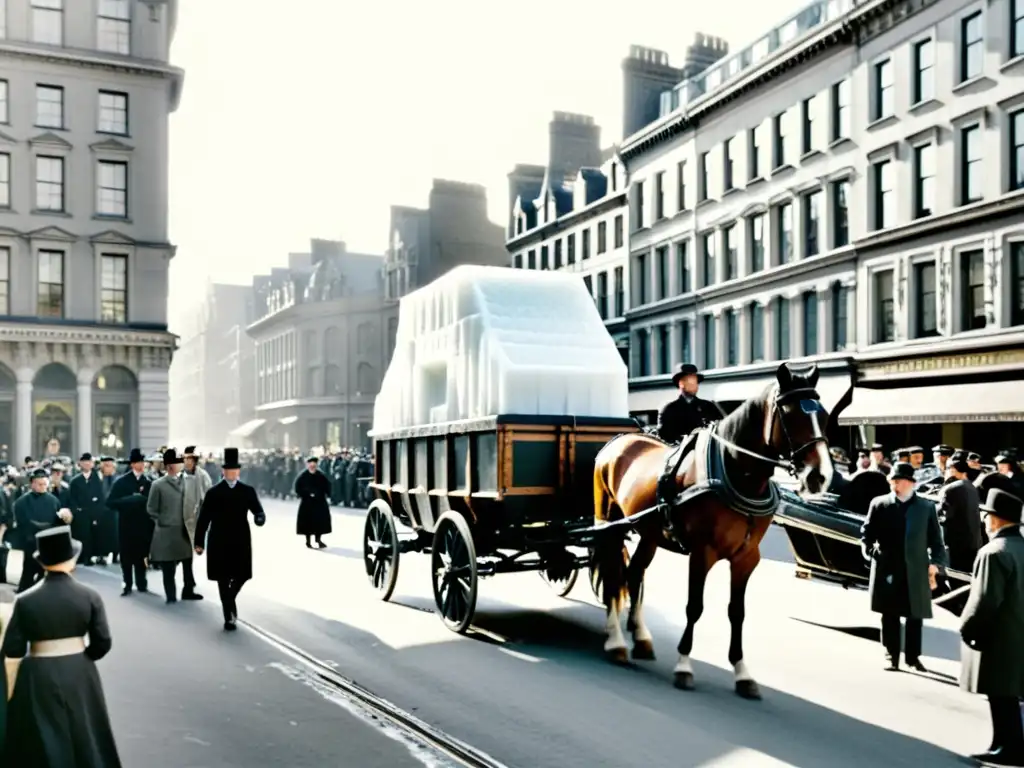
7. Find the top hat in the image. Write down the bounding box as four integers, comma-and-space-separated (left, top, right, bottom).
162, 448, 184, 466
127, 448, 146, 464
889, 462, 916, 482
79, 452, 93, 462
222, 447, 241, 470
34, 526, 82, 567
980, 488, 1023, 524
672, 363, 704, 386
931, 444, 954, 457
183, 446, 198, 457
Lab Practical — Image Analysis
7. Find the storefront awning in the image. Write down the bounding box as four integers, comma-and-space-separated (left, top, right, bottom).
278, 416, 299, 426
228, 419, 266, 438
837, 380, 1024, 425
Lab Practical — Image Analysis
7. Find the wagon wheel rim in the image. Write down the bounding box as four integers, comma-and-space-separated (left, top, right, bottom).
363, 502, 399, 600
540, 567, 579, 598
431, 514, 477, 633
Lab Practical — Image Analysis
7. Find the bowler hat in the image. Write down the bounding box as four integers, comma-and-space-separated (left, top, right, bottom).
183, 446, 198, 457
889, 462, 916, 482
980, 489, 1023, 524
127, 448, 146, 464
222, 447, 241, 470
672, 363, 704, 386
162, 448, 184, 466
34, 526, 82, 567
79, 452, 93, 462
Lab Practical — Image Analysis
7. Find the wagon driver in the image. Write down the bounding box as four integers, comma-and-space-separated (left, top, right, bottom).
656, 363, 723, 445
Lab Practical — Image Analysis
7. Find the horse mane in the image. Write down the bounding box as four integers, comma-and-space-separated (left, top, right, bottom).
716, 381, 776, 447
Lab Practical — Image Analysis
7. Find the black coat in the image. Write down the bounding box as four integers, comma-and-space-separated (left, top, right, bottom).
1, 572, 121, 767
294, 470, 332, 536
105, 472, 154, 561
938, 478, 983, 573
68, 472, 106, 556
657, 394, 722, 444
194, 480, 266, 582
11, 492, 62, 552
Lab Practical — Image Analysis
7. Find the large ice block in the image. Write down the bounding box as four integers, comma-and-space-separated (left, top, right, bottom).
372, 265, 630, 432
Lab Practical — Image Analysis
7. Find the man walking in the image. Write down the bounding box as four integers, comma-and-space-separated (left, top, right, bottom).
68, 452, 105, 564
194, 448, 266, 631
106, 448, 154, 595
12, 467, 72, 592
860, 462, 948, 672
960, 489, 1024, 766
147, 448, 203, 603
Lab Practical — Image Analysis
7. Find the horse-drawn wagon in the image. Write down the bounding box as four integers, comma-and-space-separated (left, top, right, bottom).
364, 265, 637, 632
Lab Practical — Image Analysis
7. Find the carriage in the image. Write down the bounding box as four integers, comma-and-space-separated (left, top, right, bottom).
363, 265, 637, 632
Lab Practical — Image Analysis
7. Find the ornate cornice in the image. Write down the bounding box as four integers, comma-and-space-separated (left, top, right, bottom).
0, 42, 182, 81
0, 323, 175, 348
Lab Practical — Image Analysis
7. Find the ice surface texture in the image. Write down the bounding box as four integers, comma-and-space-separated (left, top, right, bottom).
372, 265, 630, 432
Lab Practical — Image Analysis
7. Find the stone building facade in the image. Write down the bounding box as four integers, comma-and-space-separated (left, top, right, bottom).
0, 0, 182, 459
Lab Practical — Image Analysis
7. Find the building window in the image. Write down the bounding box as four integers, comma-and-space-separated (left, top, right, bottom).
961, 11, 984, 82
724, 137, 734, 190
873, 60, 893, 121
583, 274, 593, 297
635, 252, 648, 306
962, 125, 983, 204
750, 303, 764, 362
657, 325, 670, 375
97, 160, 127, 217
1014, 0, 1024, 59
597, 221, 607, 254
803, 191, 821, 258
97, 0, 130, 54
1012, 242, 1024, 327
724, 224, 738, 280
832, 180, 849, 247
777, 202, 793, 264
676, 241, 690, 294
801, 98, 814, 155
750, 214, 765, 273
702, 232, 716, 287
614, 215, 623, 248
912, 38, 934, 104
541, 245, 549, 269
802, 291, 818, 356
527, 249, 535, 269
831, 283, 848, 351
31, 0, 62, 45
634, 181, 645, 229
873, 160, 894, 230
749, 126, 762, 179
581, 230, 590, 260
597, 272, 608, 319
698, 152, 709, 202
725, 310, 738, 366
35, 85, 63, 129
831, 80, 850, 141
98, 91, 128, 134
567, 233, 576, 264
913, 143, 935, 218
656, 246, 668, 300
680, 320, 691, 363
513, 254, 522, 269
961, 249, 986, 330
100, 253, 127, 323
914, 261, 938, 338
636, 329, 650, 377
874, 270, 895, 343
35, 155, 64, 211
1012, 111, 1024, 192
37, 249, 64, 318
0, 153, 8, 208
677, 160, 686, 211
0, 80, 7, 124
703, 316, 717, 370
775, 297, 791, 360
655, 171, 665, 219
614, 266, 624, 316
0, 248, 8, 315
553, 239, 562, 269
772, 113, 786, 168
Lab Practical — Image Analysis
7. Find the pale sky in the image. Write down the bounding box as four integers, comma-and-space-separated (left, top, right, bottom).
166, 0, 807, 321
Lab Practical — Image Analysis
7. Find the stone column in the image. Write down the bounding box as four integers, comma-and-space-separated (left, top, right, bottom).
843, 278, 857, 351
790, 289, 805, 357
669, 321, 681, 367
693, 316, 705, 371
713, 310, 725, 369
738, 304, 751, 364
16, 368, 33, 461
77, 369, 94, 456
764, 299, 777, 361
817, 285, 832, 355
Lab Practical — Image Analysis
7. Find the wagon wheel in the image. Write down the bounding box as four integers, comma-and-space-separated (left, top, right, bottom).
430, 512, 478, 634
539, 567, 579, 598
363, 500, 400, 601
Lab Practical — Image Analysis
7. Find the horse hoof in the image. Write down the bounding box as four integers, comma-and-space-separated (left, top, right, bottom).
605, 647, 629, 665
735, 679, 762, 700
632, 641, 656, 661
673, 671, 695, 690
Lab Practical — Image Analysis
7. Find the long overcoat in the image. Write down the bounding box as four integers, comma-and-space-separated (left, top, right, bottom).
105, 472, 154, 561
194, 480, 266, 582
960, 526, 1024, 696
294, 469, 331, 536
860, 492, 948, 620
68, 472, 105, 556
146, 473, 201, 563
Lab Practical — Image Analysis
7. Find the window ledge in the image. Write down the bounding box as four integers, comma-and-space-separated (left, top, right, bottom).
92, 214, 131, 223
770, 164, 795, 179
95, 131, 131, 139
696, 198, 716, 209
1001, 54, 1024, 74
747, 176, 766, 188
952, 75, 996, 95
828, 136, 853, 150
866, 114, 898, 132
31, 209, 71, 218
800, 149, 824, 164
721, 186, 741, 199
908, 97, 942, 115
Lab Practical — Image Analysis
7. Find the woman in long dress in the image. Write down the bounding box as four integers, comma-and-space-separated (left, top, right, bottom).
2, 525, 121, 766
294, 456, 332, 548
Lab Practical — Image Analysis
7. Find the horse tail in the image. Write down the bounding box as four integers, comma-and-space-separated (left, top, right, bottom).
593, 458, 629, 609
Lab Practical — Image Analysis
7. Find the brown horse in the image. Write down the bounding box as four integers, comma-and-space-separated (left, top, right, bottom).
592, 363, 833, 699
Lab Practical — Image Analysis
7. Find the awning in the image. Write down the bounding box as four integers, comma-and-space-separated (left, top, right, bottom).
278, 416, 299, 426
228, 419, 266, 438
837, 380, 1024, 425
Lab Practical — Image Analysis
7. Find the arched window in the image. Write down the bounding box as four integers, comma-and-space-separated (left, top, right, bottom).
356, 363, 377, 394
324, 364, 342, 395
0, 363, 15, 391
357, 323, 375, 355
33, 363, 76, 390
93, 365, 137, 391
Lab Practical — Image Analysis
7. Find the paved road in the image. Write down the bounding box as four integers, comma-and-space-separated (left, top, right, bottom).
16, 498, 988, 767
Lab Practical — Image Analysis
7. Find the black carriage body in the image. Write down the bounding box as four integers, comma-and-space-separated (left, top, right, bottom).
774, 490, 871, 585
370, 413, 638, 556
